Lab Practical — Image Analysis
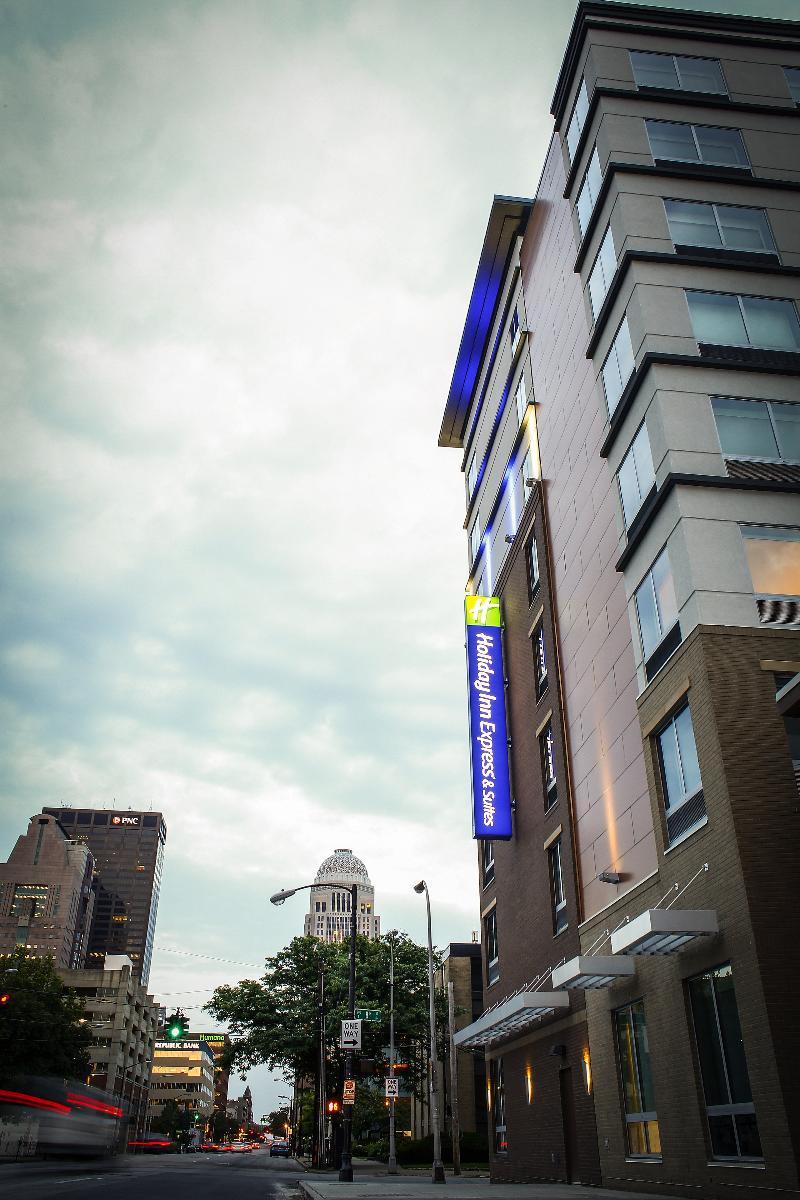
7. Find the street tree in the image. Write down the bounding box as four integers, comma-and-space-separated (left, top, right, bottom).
0, 949, 91, 1083
205, 931, 446, 1100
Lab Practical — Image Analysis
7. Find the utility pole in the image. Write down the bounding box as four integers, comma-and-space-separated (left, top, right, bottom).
447, 981, 461, 1176
388, 937, 397, 1174
339, 882, 357, 1182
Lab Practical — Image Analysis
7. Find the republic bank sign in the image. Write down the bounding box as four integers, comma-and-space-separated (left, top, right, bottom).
464, 596, 512, 840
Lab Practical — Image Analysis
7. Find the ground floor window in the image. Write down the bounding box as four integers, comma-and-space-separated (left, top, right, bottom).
615, 1000, 661, 1158
688, 963, 762, 1161
491, 1057, 507, 1154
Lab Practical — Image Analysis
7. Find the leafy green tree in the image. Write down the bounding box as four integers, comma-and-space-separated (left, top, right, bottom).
150, 1099, 182, 1138
266, 1106, 290, 1136
205, 932, 446, 1101
0, 949, 91, 1083
209, 1110, 240, 1141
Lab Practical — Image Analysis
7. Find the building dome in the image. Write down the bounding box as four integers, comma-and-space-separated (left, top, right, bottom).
314, 848, 372, 886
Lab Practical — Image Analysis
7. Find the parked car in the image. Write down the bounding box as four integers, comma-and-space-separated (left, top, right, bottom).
269, 1139, 291, 1157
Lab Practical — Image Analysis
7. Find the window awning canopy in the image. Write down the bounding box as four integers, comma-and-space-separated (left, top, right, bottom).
551, 955, 635, 989
611, 908, 718, 956
452, 990, 569, 1050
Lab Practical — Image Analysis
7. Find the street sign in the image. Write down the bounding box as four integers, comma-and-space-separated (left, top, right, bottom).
341, 1019, 362, 1049
343, 1079, 356, 1105
385, 1077, 399, 1099
355, 1008, 382, 1022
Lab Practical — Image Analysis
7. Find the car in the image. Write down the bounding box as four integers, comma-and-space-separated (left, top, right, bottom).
269, 1139, 291, 1157
230, 1142, 250, 1153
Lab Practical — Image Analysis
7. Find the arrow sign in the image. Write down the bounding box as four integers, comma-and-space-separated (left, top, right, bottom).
355, 1008, 382, 1022
341, 1019, 362, 1049
385, 1077, 399, 1099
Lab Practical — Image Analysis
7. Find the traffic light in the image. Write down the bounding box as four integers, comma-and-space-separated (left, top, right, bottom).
0, 992, 9, 1007
165, 1011, 188, 1040
326, 1098, 341, 1115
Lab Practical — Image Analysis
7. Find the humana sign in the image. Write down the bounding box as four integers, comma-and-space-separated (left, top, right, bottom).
464, 596, 512, 840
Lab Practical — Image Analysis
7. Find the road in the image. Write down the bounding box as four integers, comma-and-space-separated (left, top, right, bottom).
0, 1146, 304, 1200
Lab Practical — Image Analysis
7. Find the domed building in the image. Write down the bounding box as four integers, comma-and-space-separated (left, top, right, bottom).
303, 849, 380, 943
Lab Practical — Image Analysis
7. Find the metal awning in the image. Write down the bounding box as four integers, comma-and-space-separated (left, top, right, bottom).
551, 955, 635, 990
611, 909, 718, 956
453, 991, 569, 1050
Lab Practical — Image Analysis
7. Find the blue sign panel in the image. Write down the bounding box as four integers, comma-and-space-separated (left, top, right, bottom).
465, 596, 512, 840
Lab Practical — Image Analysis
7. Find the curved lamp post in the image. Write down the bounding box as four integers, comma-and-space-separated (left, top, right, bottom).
414, 880, 446, 1184
270, 879, 357, 1182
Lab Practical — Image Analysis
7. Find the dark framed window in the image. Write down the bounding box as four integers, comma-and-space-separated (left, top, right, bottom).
565, 77, 589, 162
491, 1057, 507, 1153
528, 532, 540, 598
615, 1000, 661, 1158
632, 50, 726, 95
665, 199, 776, 257
484, 908, 499, 986
656, 702, 705, 844
548, 838, 567, 934
785, 66, 800, 104
741, 525, 800, 599
712, 396, 800, 463
533, 621, 548, 699
687, 290, 800, 352
634, 548, 681, 680
540, 721, 557, 809
645, 120, 749, 170
688, 964, 762, 1161
481, 839, 495, 888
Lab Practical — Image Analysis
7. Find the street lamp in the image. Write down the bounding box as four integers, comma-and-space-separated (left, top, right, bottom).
413, 880, 446, 1184
270, 878, 358, 1182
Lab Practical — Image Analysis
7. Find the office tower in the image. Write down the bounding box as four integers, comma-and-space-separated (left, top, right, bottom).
149, 1037, 215, 1125
303, 849, 380, 942
440, 4, 800, 1194
45, 807, 167, 986
0, 812, 94, 968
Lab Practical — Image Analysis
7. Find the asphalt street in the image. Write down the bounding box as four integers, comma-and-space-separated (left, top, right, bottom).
0, 1146, 304, 1200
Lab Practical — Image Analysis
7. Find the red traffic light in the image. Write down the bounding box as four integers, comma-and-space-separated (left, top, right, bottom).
0, 993, 10, 1006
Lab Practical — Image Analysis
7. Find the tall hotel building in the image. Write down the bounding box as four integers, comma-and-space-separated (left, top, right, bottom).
441, 4, 800, 1196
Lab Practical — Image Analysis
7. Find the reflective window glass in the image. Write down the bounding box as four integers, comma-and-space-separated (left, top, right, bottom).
632, 51, 725, 95
695, 125, 749, 167
618, 423, 655, 527
565, 78, 589, 161
676, 55, 726, 94
631, 50, 679, 89
741, 526, 800, 597
602, 317, 635, 416
772, 402, 800, 460
615, 1001, 661, 1158
741, 296, 800, 351
635, 549, 678, 661
646, 120, 698, 162
711, 398, 779, 459
686, 291, 748, 345
588, 225, 617, 318
665, 199, 720, 247
784, 66, 800, 103
576, 148, 603, 237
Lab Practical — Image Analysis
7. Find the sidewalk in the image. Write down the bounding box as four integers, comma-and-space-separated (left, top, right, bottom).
298, 1168, 682, 1200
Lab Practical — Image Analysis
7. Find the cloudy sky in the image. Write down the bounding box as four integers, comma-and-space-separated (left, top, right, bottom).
1, 0, 795, 1117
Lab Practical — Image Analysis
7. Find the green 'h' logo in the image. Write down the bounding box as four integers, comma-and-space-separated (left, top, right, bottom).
465, 595, 501, 627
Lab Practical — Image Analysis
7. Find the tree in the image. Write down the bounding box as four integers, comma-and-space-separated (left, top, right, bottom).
209, 1110, 240, 1142
205, 932, 446, 1101
266, 1106, 290, 1136
0, 949, 92, 1083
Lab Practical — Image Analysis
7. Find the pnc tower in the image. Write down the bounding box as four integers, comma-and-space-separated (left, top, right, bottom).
304, 849, 380, 942
44, 807, 166, 986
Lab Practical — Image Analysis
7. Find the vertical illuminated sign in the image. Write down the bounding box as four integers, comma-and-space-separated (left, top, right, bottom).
465, 596, 512, 840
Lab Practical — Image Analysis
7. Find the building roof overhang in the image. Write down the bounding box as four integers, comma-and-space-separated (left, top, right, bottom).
438, 195, 532, 450
551, 954, 636, 990
452, 990, 569, 1050
776, 671, 800, 718
610, 908, 718, 956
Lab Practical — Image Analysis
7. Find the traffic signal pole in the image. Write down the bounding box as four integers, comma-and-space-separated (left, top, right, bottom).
388, 938, 397, 1174
338, 883, 357, 1182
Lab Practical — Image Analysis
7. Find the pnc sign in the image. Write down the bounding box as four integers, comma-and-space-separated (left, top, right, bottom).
111, 815, 140, 827
465, 596, 512, 840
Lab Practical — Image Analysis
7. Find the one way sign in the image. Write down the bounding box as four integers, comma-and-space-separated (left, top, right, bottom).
341, 1019, 362, 1050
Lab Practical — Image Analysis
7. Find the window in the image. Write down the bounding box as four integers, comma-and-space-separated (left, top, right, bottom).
576, 147, 603, 238
665, 200, 776, 255
785, 66, 800, 104
484, 908, 499, 985
602, 316, 635, 417
528, 533, 540, 597
514, 371, 528, 424
481, 839, 495, 887
645, 120, 749, 170
686, 291, 800, 352
10, 884, 48, 917
540, 721, 557, 809
741, 526, 800, 598
618, 422, 655, 528
656, 703, 705, 843
565, 78, 589, 161
615, 1001, 661, 1158
548, 838, 567, 934
635, 548, 680, 678
533, 620, 548, 699
467, 453, 478, 497
689, 964, 762, 1161
712, 397, 800, 462
632, 50, 726, 95
491, 1058, 507, 1153
470, 518, 481, 564
509, 308, 521, 355
588, 225, 617, 318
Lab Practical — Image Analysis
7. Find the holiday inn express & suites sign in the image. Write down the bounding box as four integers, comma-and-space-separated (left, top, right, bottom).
464, 595, 512, 840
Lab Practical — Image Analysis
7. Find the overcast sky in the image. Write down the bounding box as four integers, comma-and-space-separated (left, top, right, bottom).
1, 0, 795, 1118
